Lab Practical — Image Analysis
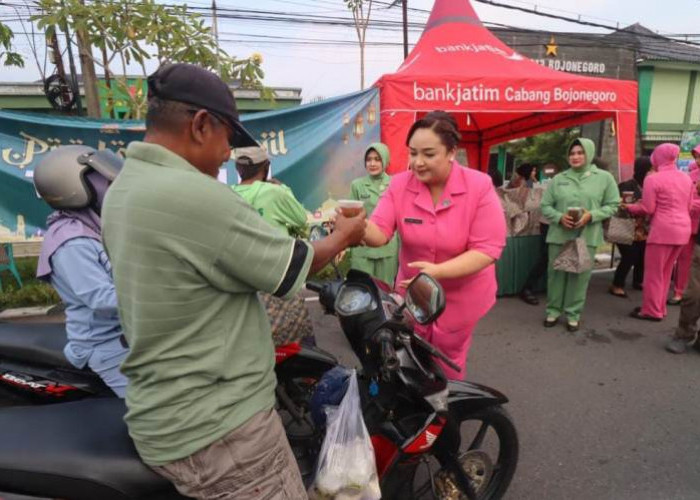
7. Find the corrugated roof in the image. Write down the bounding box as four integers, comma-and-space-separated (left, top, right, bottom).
605, 24, 700, 64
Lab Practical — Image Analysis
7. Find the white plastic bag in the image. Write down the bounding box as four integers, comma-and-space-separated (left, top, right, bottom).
309, 370, 381, 500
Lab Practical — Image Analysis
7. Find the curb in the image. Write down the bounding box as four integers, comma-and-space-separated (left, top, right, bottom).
0, 306, 53, 320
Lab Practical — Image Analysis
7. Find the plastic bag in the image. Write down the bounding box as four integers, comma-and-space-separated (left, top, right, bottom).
309, 370, 381, 500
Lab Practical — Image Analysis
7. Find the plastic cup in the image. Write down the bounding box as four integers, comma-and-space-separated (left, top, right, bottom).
622, 191, 635, 204
567, 207, 583, 223
337, 200, 364, 217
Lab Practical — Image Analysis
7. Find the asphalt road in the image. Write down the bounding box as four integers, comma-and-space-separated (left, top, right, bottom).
310, 270, 700, 500
1, 270, 698, 500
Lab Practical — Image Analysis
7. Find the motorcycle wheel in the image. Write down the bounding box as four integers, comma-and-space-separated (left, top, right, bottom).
407, 405, 519, 500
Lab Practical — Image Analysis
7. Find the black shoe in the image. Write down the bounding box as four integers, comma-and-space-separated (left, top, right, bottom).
629, 308, 662, 322
520, 289, 539, 305
544, 317, 558, 328
566, 320, 580, 333
667, 297, 682, 306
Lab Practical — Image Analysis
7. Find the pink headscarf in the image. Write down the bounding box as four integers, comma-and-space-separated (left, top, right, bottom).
650, 143, 680, 171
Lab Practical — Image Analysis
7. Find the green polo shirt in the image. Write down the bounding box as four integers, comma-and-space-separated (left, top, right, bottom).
102, 142, 313, 465
232, 181, 309, 238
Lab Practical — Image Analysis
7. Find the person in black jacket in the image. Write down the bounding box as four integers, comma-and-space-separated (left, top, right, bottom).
609, 157, 652, 297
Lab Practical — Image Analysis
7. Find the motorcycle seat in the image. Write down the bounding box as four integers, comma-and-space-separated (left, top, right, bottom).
0, 398, 185, 500
0, 322, 74, 369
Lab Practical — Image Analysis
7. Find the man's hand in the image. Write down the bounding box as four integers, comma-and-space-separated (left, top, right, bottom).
560, 214, 576, 229
333, 209, 367, 247
574, 210, 592, 229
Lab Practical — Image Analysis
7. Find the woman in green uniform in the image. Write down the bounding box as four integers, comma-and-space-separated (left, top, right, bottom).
349, 142, 399, 286
540, 138, 620, 332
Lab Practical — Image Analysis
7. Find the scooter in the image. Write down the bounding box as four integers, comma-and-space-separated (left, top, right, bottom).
0, 271, 518, 500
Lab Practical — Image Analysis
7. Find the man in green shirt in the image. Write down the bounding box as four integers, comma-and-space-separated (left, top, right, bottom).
232, 146, 308, 238
102, 63, 365, 499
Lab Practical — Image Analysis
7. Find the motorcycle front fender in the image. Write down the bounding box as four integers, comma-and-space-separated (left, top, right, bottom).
447, 380, 508, 415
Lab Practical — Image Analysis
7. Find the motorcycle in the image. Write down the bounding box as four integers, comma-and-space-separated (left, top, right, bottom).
0, 271, 518, 499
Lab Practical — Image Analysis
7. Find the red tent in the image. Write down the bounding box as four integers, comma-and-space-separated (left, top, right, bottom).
376, 0, 638, 180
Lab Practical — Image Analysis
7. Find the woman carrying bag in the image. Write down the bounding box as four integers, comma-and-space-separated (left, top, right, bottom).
609, 157, 652, 297
624, 143, 694, 321
540, 138, 620, 332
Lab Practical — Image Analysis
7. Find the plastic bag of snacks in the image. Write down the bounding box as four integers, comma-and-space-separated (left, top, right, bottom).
309, 370, 381, 500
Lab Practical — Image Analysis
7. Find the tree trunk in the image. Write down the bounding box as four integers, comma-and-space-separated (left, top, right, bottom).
76, 28, 101, 118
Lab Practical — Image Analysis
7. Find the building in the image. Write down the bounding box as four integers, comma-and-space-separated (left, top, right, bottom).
0, 77, 302, 117
494, 24, 700, 164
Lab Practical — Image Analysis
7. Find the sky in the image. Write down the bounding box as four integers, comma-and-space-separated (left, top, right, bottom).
1, 0, 699, 101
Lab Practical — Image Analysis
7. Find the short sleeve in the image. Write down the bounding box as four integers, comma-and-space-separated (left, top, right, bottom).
467, 182, 507, 260
211, 199, 314, 299
369, 178, 398, 240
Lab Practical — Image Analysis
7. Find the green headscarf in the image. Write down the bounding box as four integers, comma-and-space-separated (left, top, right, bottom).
365, 142, 391, 177
567, 138, 596, 176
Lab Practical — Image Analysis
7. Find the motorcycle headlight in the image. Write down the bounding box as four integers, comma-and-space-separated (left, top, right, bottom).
335, 285, 377, 316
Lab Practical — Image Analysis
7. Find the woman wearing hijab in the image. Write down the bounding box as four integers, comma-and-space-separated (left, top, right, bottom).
625, 143, 694, 321
349, 142, 399, 286
540, 138, 620, 331
669, 145, 700, 304
34, 145, 127, 397
609, 157, 653, 297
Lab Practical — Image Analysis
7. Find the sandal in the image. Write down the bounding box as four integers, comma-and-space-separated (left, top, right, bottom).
608, 286, 628, 298
629, 308, 662, 322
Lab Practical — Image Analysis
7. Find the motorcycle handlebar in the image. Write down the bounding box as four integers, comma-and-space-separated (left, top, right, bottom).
306, 281, 324, 293
376, 330, 399, 372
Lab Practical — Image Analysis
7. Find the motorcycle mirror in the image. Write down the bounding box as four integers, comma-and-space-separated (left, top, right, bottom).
404, 273, 446, 325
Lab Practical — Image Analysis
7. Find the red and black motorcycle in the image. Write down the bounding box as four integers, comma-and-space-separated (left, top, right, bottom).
0, 271, 518, 500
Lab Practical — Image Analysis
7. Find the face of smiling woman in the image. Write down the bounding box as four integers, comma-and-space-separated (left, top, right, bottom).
408, 127, 454, 187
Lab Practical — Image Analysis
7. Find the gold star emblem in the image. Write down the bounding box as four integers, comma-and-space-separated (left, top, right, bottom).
545, 35, 558, 57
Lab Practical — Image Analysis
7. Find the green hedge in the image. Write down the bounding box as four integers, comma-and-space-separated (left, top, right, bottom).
0, 257, 60, 310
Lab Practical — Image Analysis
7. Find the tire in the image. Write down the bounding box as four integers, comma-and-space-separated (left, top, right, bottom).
403, 405, 519, 500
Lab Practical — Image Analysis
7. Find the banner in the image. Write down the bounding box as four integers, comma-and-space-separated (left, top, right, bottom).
679, 131, 700, 173
0, 88, 380, 241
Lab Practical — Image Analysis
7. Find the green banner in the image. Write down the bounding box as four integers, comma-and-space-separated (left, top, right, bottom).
0, 88, 380, 240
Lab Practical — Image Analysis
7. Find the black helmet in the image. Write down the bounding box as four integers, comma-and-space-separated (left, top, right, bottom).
34, 146, 123, 210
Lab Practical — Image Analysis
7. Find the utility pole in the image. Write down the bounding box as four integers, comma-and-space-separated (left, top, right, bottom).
402, 0, 408, 59
75, 0, 101, 117
62, 19, 83, 115
212, 0, 221, 76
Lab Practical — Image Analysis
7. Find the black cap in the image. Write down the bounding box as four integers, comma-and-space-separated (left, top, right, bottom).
147, 63, 258, 148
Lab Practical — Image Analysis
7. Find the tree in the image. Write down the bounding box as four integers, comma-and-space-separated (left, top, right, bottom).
507, 128, 581, 171
0, 22, 25, 67
344, 0, 373, 90
33, 0, 269, 119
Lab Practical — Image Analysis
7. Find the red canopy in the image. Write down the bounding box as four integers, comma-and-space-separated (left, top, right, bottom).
376, 0, 638, 179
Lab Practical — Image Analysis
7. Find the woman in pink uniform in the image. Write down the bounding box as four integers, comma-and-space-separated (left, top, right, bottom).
669, 145, 700, 304
625, 143, 694, 321
363, 114, 507, 379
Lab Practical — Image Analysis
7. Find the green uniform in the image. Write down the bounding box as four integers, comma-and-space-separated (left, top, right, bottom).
349, 143, 399, 286
233, 181, 308, 238
102, 142, 313, 465
540, 138, 620, 321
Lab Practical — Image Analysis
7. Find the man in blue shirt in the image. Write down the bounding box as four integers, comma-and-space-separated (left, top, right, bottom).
35, 145, 128, 397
